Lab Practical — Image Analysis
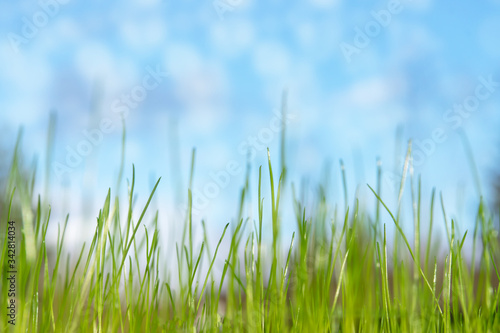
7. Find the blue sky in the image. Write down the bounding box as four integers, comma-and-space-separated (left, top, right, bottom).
1, 0, 499, 245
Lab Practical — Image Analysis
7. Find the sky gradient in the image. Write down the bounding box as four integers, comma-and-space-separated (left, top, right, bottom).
1, 0, 499, 247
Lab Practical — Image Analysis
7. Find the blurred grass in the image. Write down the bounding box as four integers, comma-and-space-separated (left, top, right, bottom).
1, 108, 500, 332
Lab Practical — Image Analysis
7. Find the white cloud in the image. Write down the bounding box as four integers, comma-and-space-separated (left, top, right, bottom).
209, 20, 255, 57
295, 142, 322, 171
387, 23, 441, 63
308, 0, 341, 8
404, 0, 434, 11
325, 77, 408, 142
0, 99, 47, 127
165, 43, 203, 77
129, 0, 163, 7
52, 17, 82, 41
341, 77, 405, 108
0, 44, 52, 125
295, 22, 317, 48
478, 17, 500, 57
184, 105, 228, 135
120, 17, 167, 49
162, 45, 229, 135
75, 42, 117, 83
125, 138, 144, 163
252, 41, 292, 78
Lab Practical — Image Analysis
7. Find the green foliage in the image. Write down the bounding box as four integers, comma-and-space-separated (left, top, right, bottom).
1, 118, 500, 332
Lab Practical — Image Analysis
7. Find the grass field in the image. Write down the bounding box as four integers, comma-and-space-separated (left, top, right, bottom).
1, 119, 500, 332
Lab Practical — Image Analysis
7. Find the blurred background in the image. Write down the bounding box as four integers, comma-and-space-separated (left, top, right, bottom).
0, 0, 499, 249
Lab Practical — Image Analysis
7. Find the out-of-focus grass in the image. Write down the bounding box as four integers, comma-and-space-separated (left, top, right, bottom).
1, 111, 500, 332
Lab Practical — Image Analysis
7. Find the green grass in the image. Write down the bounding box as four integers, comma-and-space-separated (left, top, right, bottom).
1, 116, 500, 332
